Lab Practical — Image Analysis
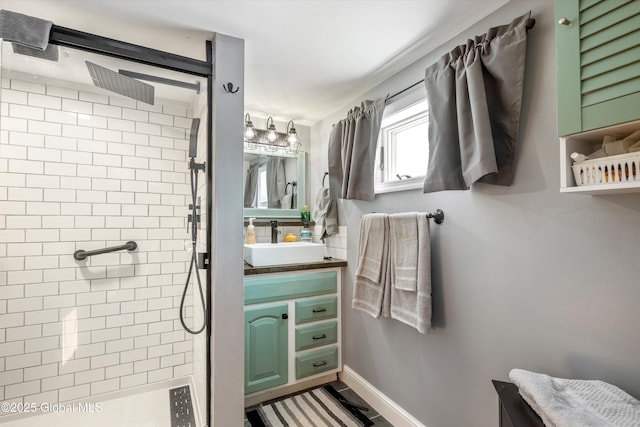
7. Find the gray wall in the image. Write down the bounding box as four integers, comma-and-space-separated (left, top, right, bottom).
310, 1, 640, 426
211, 34, 245, 427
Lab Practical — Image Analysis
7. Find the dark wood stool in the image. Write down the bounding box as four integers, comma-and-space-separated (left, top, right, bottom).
492, 380, 545, 427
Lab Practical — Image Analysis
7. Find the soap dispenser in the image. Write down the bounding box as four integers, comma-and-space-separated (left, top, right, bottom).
245, 218, 256, 244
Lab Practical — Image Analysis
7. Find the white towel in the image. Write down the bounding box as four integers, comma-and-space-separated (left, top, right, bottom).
281, 193, 293, 210
386, 213, 431, 333
352, 214, 389, 318
509, 369, 640, 427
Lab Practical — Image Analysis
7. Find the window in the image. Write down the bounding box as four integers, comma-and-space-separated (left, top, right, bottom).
375, 88, 429, 194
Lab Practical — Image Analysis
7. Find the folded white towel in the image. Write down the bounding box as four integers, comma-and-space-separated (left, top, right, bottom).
509, 369, 640, 427
387, 213, 431, 333
352, 214, 389, 318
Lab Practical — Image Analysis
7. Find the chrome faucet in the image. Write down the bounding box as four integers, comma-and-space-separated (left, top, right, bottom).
270, 220, 279, 244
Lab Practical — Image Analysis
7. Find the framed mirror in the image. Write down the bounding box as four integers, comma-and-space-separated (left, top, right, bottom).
243, 148, 306, 219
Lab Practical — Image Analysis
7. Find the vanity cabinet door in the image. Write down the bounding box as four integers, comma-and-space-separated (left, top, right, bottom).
556, 0, 640, 136
244, 303, 288, 394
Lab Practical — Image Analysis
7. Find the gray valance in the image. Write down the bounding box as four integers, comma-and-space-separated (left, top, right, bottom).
423, 12, 531, 193
328, 98, 386, 202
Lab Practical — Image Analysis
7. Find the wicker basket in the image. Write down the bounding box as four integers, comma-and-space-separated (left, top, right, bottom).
572, 152, 640, 186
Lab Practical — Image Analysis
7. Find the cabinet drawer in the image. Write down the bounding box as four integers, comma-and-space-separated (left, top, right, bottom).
295, 346, 338, 380
244, 271, 337, 305
295, 296, 337, 324
295, 321, 337, 351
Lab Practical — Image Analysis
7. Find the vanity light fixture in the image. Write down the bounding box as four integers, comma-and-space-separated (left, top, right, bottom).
243, 114, 301, 154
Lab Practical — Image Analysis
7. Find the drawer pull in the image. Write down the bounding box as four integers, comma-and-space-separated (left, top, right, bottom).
313, 361, 327, 368
312, 334, 327, 340
312, 308, 327, 313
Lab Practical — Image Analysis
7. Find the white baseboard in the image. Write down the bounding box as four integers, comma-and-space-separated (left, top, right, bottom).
339, 365, 426, 427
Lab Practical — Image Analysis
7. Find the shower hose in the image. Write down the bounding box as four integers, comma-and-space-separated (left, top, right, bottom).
179, 159, 207, 335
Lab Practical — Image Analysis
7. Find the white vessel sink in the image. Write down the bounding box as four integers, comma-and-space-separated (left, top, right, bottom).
244, 242, 325, 267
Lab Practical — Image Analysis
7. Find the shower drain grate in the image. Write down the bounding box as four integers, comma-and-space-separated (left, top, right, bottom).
169, 385, 197, 427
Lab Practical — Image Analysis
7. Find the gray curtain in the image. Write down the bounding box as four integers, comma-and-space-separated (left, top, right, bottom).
266, 157, 286, 208
243, 163, 259, 208
423, 12, 531, 193
328, 98, 386, 202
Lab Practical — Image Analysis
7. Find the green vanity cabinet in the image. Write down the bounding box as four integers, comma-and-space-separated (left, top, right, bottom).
244, 268, 342, 399
555, 0, 640, 136
244, 303, 289, 394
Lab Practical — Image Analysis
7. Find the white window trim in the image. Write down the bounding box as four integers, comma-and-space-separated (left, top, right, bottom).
374, 84, 428, 195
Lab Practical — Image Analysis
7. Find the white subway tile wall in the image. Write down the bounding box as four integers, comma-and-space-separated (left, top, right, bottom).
0, 76, 197, 408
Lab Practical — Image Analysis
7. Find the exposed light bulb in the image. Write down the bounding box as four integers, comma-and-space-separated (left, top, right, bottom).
244, 113, 256, 141
266, 126, 277, 143
286, 120, 299, 147
286, 132, 298, 146
245, 126, 255, 139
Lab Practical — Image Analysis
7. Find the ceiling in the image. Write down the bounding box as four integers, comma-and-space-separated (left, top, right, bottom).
2, 0, 509, 125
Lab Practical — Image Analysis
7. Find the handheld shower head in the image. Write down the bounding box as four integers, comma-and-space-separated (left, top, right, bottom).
189, 118, 200, 159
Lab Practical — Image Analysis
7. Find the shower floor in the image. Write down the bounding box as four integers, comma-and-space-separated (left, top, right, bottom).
2, 380, 199, 427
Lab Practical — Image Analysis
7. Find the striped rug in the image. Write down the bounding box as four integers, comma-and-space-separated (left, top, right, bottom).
246, 385, 374, 427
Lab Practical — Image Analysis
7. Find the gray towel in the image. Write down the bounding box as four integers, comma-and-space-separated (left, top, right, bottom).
510, 369, 640, 427
386, 213, 431, 333
352, 214, 389, 318
0, 10, 53, 51
389, 213, 419, 291
312, 187, 338, 241
12, 43, 59, 62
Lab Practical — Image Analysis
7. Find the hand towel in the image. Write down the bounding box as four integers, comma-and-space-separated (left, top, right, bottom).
352, 213, 389, 318
389, 213, 419, 291
281, 192, 293, 210
312, 186, 339, 241
509, 368, 640, 427
0, 10, 53, 51
355, 213, 387, 282
388, 213, 431, 333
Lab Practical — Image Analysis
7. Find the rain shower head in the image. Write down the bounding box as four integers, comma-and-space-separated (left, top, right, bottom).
189, 118, 200, 159
85, 61, 155, 105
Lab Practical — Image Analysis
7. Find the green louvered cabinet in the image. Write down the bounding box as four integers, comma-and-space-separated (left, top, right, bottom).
556, 0, 640, 136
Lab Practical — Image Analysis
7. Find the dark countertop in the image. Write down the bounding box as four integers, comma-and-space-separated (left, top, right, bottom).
244, 258, 347, 275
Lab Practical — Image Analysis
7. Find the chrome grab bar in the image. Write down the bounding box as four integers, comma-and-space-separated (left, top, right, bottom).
73, 241, 137, 261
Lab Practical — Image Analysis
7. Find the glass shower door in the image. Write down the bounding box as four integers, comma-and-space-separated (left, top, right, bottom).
0, 39, 208, 426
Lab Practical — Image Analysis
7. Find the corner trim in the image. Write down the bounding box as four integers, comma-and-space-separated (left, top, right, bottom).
339, 365, 427, 427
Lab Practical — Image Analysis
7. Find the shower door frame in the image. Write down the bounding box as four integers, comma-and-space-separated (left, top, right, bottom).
45, 24, 214, 427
